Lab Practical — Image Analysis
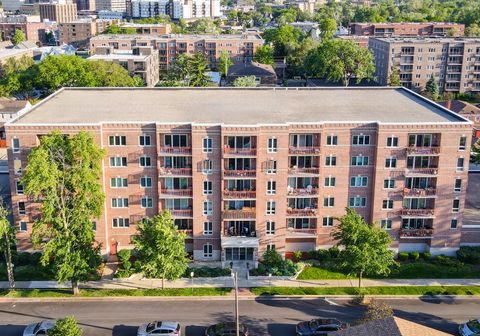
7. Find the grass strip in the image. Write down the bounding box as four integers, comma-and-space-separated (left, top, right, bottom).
251, 286, 480, 296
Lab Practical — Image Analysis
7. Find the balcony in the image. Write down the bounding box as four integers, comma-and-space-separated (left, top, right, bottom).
178, 229, 193, 237
406, 146, 440, 155
286, 208, 318, 216
286, 227, 317, 237
223, 226, 256, 237
289, 146, 320, 155
402, 188, 437, 197
288, 167, 320, 175
223, 190, 256, 199
222, 209, 256, 219
160, 188, 192, 197
159, 167, 192, 176
400, 228, 434, 238
287, 187, 318, 196
399, 208, 435, 217
405, 168, 438, 176
223, 147, 256, 156
168, 209, 193, 217
159, 147, 192, 155
223, 170, 256, 178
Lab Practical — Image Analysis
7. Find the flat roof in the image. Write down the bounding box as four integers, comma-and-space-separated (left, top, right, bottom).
10, 87, 470, 126
89, 33, 263, 41
88, 53, 150, 61
372, 37, 480, 43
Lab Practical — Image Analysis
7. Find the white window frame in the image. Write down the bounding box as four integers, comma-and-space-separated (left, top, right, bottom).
139, 134, 151, 147
324, 176, 336, 187
385, 157, 397, 169
322, 217, 334, 227
349, 196, 367, 208
266, 200, 276, 215
203, 221, 213, 235
351, 155, 369, 166
112, 217, 129, 228
19, 221, 27, 232
350, 176, 368, 187
384, 178, 395, 189
454, 178, 462, 192
109, 135, 126, 146
267, 138, 277, 153
266, 220, 275, 235
352, 135, 370, 146
456, 157, 465, 172
450, 218, 458, 229
203, 181, 213, 195
326, 135, 337, 146
12, 138, 20, 153
140, 176, 152, 188
110, 177, 128, 188
386, 136, 398, 148
382, 199, 394, 210
452, 199, 460, 213
266, 180, 276, 195
202, 159, 213, 174
141, 196, 153, 208
16, 181, 24, 195
266, 244, 275, 251
203, 201, 213, 215
13, 159, 22, 175
323, 196, 334, 207
381, 219, 392, 230
18, 201, 26, 215
111, 197, 129, 208
203, 243, 213, 258
459, 136, 467, 150
325, 155, 336, 166
109, 156, 127, 167
266, 160, 277, 174
203, 137, 213, 153
139, 155, 152, 167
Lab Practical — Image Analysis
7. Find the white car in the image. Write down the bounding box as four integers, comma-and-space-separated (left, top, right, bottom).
23, 320, 56, 336
137, 321, 181, 336
459, 319, 480, 336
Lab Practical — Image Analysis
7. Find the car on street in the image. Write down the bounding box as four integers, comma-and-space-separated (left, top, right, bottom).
23, 320, 56, 336
137, 321, 181, 336
205, 322, 249, 336
295, 318, 348, 336
459, 319, 480, 336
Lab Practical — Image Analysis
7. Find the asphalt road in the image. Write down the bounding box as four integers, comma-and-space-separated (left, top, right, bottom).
0, 297, 478, 336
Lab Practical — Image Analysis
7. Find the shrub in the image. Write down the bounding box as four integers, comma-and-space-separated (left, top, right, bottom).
117, 249, 132, 271
422, 252, 431, 260
328, 246, 340, 258
398, 252, 409, 261
15, 252, 32, 266
30, 252, 42, 265
185, 266, 231, 278
457, 246, 480, 264
263, 249, 283, 268
306, 250, 317, 260
317, 249, 331, 262
409, 252, 420, 261
433, 255, 464, 268
114, 269, 132, 278
294, 250, 303, 262
49, 316, 82, 336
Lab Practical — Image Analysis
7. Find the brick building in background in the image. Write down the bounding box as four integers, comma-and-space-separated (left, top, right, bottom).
350, 22, 465, 37
0, 22, 47, 43
58, 19, 113, 48
369, 37, 480, 94
39, 2, 78, 23
6, 87, 475, 265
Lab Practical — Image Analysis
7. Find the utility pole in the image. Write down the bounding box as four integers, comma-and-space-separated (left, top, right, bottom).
232, 271, 239, 336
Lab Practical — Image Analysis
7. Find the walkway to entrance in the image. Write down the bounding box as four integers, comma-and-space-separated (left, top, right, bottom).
228, 261, 251, 280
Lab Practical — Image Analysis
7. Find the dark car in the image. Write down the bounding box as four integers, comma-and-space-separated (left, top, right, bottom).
296, 318, 347, 336
205, 322, 248, 336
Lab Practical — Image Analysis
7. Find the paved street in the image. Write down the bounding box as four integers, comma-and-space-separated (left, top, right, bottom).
0, 297, 479, 335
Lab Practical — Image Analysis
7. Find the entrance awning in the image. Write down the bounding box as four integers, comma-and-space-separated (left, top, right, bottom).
221, 237, 259, 248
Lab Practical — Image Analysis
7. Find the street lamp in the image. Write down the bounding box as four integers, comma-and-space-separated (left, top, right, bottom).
190, 271, 194, 294
268, 273, 272, 296
231, 271, 240, 336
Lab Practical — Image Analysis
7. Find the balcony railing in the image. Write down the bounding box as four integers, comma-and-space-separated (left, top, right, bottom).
161, 188, 192, 196
400, 228, 434, 238
223, 147, 256, 156
286, 227, 317, 236
159, 146, 192, 155
168, 209, 193, 217
287, 188, 318, 196
288, 146, 321, 155
402, 188, 437, 197
406, 146, 440, 155
223, 227, 257, 237
288, 167, 320, 175
405, 168, 438, 176
223, 190, 256, 199
223, 170, 256, 178
178, 229, 193, 237
222, 209, 256, 219
286, 208, 318, 216
399, 208, 435, 217
159, 167, 192, 176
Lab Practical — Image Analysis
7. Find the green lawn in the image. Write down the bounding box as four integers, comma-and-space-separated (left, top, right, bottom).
251, 286, 480, 296
297, 267, 350, 280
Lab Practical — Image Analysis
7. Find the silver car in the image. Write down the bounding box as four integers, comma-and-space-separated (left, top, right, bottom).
23, 320, 56, 336
137, 321, 181, 336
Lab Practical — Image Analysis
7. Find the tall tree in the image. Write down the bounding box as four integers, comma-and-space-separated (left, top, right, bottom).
425, 75, 439, 100
233, 75, 257, 87
0, 205, 15, 290
388, 66, 401, 86
304, 39, 375, 86
49, 316, 82, 336
22, 131, 105, 295
333, 208, 396, 288
218, 50, 233, 77
12, 29, 26, 46
133, 211, 189, 289
472, 139, 480, 164
319, 18, 337, 40
254, 45, 275, 65
188, 53, 211, 87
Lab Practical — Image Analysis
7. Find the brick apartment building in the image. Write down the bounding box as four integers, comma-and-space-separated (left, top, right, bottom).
120, 23, 172, 35
350, 22, 465, 37
6, 87, 476, 265
369, 37, 480, 94
0, 22, 47, 43
39, 2, 78, 23
89, 33, 263, 71
58, 19, 113, 48
88, 46, 160, 87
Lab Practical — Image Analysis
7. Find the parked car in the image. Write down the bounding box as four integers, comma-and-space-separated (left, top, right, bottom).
23, 320, 56, 336
296, 318, 347, 336
459, 319, 480, 336
205, 322, 249, 336
137, 321, 181, 336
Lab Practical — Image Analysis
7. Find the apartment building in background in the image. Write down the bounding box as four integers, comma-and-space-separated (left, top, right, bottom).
58, 19, 112, 48
0, 21, 47, 43
119, 23, 172, 35
7, 87, 475, 265
369, 37, 480, 94
95, 0, 128, 15
350, 22, 465, 37
88, 46, 160, 86
39, 1, 78, 23
89, 33, 263, 71
129, 0, 221, 20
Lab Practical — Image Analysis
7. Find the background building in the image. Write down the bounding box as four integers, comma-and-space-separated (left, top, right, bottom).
39, 1, 78, 23
350, 22, 465, 37
58, 19, 112, 48
0, 21, 47, 43
129, 0, 220, 19
95, 0, 127, 15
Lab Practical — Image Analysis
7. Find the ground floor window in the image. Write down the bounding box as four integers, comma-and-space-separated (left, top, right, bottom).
225, 247, 254, 261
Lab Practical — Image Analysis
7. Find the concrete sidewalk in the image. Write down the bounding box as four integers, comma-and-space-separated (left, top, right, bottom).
1, 276, 480, 290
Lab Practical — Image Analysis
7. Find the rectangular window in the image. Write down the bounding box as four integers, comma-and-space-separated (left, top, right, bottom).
267, 138, 277, 153
326, 135, 337, 146
267, 244, 275, 251
202, 159, 213, 174
109, 157, 127, 167
12, 138, 20, 153
325, 155, 337, 166
203, 201, 213, 215
109, 135, 126, 146
382, 199, 394, 209
203, 243, 213, 258
164, 134, 188, 147
203, 181, 213, 195
352, 135, 370, 146
140, 177, 152, 188
349, 196, 367, 207
111, 198, 129, 208
266, 220, 275, 235
350, 176, 368, 187
139, 156, 152, 167
454, 178, 462, 192
351, 156, 369, 166
16, 181, 24, 195
112, 218, 129, 228
323, 196, 334, 207
141, 197, 153, 208
386, 136, 398, 147
324, 176, 336, 187
266, 160, 277, 174
267, 181, 276, 195
92, 221, 96, 231
203, 221, 213, 235
19, 221, 27, 232
139, 135, 151, 146
452, 199, 460, 212
381, 219, 392, 229
266, 201, 276, 215
18, 201, 26, 215
451, 219, 458, 229
203, 138, 213, 153
322, 217, 334, 227
13, 159, 22, 175
459, 136, 467, 150
384, 179, 395, 189
456, 158, 464, 172
110, 177, 128, 188
385, 157, 397, 168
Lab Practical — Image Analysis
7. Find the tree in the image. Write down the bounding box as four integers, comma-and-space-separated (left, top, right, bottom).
22, 131, 105, 295
304, 39, 375, 86
187, 53, 211, 87
357, 299, 394, 324
12, 29, 25, 46
319, 18, 337, 40
133, 211, 190, 289
49, 316, 82, 336
218, 50, 233, 77
425, 75, 439, 100
388, 66, 401, 86
254, 45, 275, 65
0, 205, 15, 290
233, 76, 257, 87
332, 208, 396, 288
466, 23, 480, 37
472, 139, 480, 164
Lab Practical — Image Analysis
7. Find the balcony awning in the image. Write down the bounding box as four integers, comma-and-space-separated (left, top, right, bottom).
221, 237, 259, 248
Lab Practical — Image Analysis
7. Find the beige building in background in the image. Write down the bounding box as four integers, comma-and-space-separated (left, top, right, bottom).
350, 22, 465, 37
6, 87, 475, 264
59, 19, 112, 48
39, 2, 78, 23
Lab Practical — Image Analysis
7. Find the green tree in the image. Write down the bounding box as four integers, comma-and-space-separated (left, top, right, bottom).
466, 23, 480, 37
188, 53, 211, 87
22, 131, 105, 295
319, 18, 337, 40
472, 139, 480, 164
218, 50, 233, 77
12, 29, 26, 46
85, 60, 144, 87
49, 316, 82, 336
388, 66, 401, 86
333, 208, 396, 288
254, 45, 275, 65
233, 75, 257, 87
0, 205, 15, 290
425, 75, 439, 100
304, 39, 375, 87
357, 299, 394, 324
133, 211, 190, 289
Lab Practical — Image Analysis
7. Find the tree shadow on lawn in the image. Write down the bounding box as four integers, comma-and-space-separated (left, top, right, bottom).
0, 324, 26, 336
